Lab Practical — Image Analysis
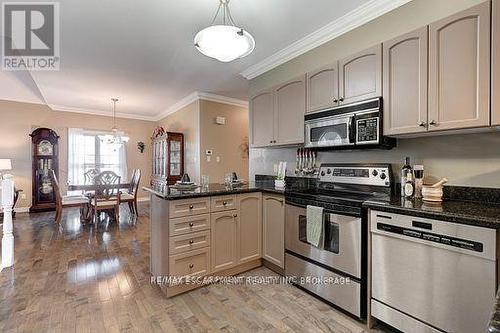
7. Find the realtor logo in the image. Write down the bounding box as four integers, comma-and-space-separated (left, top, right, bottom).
2, 2, 60, 70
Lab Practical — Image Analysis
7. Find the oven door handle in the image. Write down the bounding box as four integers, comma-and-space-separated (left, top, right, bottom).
348, 115, 356, 144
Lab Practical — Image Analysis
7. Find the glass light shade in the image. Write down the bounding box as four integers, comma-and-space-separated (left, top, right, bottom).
194, 25, 255, 62
0, 159, 12, 170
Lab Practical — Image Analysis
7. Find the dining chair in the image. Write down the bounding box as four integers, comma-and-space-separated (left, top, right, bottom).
84, 168, 99, 185
90, 171, 121, 224
120, 169, 141, 215
50, 170, 90, 224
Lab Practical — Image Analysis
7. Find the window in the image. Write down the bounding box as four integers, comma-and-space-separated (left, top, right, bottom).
68, 128, 128, 185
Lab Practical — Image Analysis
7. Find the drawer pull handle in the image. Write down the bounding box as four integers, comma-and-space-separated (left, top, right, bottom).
189, 205, 194, 210
376, 214, 392, 219
189, 223, 194, 227
189, 263, 194, 269
233, 214, 238, 218
189, 240, 194, 244
223, 201, 227, 206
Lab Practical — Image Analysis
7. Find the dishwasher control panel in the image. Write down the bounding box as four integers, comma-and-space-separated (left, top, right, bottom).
377, 223, 484, 253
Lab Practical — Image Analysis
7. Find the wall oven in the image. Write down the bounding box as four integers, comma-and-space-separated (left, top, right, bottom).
304, 97, 395, 149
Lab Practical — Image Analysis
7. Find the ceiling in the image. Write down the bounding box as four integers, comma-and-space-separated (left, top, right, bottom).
0, 0, 382, 120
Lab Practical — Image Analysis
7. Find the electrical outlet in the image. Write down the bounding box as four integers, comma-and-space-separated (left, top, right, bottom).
216, 156, 221, 163
207, 156, 211, 162
21, 193, 26, 199
273, 164, 278, 173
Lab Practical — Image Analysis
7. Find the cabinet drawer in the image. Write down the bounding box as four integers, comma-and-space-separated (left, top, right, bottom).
211, 195, 237, 212
169, 248, 210, 277
169, 197, 210, 218
169, 214, 210, 236
169, 230, 210, 255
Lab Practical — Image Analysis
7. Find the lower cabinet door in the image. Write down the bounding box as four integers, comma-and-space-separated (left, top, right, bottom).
262, 194, 285, 268
237, 193, 262, 264
211, 211, 238, 272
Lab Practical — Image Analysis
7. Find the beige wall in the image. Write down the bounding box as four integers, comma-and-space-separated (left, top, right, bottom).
158, 100, 249, 184
248, 0, 500, 188
157, 100, 201, 183
199, 100, 249, 183
0, 100, 156, 209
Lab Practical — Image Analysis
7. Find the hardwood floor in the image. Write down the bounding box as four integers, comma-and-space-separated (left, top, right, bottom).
0, 203, 388, 333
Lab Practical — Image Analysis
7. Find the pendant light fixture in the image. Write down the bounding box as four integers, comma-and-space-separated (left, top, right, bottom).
194, 0, 255, 62
99, 98, 129, 147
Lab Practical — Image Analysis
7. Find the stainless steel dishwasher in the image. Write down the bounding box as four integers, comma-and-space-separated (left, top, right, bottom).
370, 210, 497, 333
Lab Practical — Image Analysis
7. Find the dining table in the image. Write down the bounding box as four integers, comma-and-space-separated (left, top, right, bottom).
67, 183, 131, 223
67, 183, 131, 192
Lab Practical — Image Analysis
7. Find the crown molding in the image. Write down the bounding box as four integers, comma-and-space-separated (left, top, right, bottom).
155, 91, 248, 121
240, 0, 414, 80
49, 104, 157, 121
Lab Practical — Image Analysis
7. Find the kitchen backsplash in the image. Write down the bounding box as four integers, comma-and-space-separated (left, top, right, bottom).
250, 131, 500, 188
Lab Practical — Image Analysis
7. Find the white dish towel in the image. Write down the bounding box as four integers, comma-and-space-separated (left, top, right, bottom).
306, 205, 324, 248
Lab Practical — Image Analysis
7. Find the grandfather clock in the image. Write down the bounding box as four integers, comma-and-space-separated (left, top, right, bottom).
30, 128, 59, 212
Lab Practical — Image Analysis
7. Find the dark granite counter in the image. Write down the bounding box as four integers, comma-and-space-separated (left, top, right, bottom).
489, 286, 500, 333
363, 196, 500, 229
143, 181, 286, 200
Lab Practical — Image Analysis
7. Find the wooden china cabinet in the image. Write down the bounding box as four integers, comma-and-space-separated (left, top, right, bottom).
151, 130, 184, 191
29, 128, 59, 212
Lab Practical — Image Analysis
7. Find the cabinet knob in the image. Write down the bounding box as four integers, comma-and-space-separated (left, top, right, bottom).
418, 121, 427, 127
333, 98, 338, 103
189, 205, 194, 209
233, 214, 238, 218
269, 140, 273, 144
189, 263, 194, 269
339, 97, 344, 102
429, 120, 437, 126
222, 201, 227, 206
189, 240, 194, 244
189, 222, 194, 227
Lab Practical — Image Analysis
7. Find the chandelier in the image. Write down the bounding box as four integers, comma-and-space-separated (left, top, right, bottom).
194, 0, 255, 62
99, 98, 129, 147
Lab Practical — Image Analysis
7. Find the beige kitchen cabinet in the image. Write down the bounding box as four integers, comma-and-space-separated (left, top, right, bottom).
237, 193, 262, 264
249, 75, 306, 147
211, 211, 238, 272
428, 1, 490, 131
383, 27, 428, 135
262, 194, 285, 268
249, 89, 275, 147
339, 44, 382, 105
493, 0, 500, 125
274, 75, 306, 145
306, 63, 339, 113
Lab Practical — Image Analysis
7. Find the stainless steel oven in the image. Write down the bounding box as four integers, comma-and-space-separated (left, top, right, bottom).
285, 204, 361, 278
304, 97, 395, 149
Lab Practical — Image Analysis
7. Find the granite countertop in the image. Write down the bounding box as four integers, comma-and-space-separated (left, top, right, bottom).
363, 196, 500, 229
143, 181, 286, 200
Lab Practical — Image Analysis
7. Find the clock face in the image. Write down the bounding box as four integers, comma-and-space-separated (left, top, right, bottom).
37, 140, 53, 156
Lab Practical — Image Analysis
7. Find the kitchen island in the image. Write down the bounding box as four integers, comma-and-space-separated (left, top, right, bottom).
143, 181, 288, 297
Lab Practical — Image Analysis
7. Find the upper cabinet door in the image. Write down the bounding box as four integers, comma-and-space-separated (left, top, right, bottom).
306, 63, 339, 113
249, 90, 274, 147
493, 0, 500, 126
274, 75, 306, 145
383, 27, 429, 136
339, 44, 382, 105
428, 2, 490, 131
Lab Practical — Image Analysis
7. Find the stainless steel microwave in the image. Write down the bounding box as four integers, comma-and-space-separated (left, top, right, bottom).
304, 97, 395, 149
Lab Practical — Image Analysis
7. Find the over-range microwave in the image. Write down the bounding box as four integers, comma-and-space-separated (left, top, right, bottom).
304, 97, 396, 150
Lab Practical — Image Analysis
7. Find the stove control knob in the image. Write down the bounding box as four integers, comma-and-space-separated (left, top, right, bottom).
372, 170, 378, 177
380, 173, 387, 180
321, 171, 326, 176
327, 168, 332, 174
